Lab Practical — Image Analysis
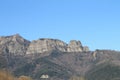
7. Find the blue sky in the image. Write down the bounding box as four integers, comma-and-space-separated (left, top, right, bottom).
0, 0, 120, 51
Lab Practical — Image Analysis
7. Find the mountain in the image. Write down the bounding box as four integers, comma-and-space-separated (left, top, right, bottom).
0, 34, 30, 55
0, 34, 120, 80
0, 34, 89, 55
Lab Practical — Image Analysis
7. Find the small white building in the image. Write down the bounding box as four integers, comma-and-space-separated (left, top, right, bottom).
40, 74, 49, 79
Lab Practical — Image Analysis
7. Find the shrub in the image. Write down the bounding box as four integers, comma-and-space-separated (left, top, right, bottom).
69, 76, 86, 80
0, 70, 32, 80
18, 75, 32, 80
0, 70, 14, 80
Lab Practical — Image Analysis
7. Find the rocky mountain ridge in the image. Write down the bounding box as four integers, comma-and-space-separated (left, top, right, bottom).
0, 34, 89, 55
0, 34, 30, 55
0, 34, 120, 80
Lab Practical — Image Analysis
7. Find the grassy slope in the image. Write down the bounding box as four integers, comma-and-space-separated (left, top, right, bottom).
14, 57, 72, 80
86, 63, 120, 80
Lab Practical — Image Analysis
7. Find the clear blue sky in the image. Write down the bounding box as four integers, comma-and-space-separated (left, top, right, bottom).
0, 0, 120, 51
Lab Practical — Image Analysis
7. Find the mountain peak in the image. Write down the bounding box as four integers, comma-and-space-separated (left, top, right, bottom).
12, 33, 21, 37
0, 34, 30, 55
0, 34, 89, 55
26, 38, 89, 54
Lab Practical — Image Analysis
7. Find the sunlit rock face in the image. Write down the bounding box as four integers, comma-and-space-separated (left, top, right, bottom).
83, 46, 89, 52
26, 39, 89, 54
0, 34, 89, 55
0, 34, 30, 55
67, 40, 83, 52
26, 38, 67, 54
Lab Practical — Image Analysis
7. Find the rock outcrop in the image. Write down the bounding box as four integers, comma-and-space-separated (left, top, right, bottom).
0, 34, 89, 55
26, 38, 67, 54
26, 39, 89, 54
0, 34, 30, 55
83, 46, 89, 52
67, 40, 83, 52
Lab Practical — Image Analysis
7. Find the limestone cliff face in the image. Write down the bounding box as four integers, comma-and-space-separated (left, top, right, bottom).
83, 46, 89, 52
26, 39, 89, 54
0, 34, 89, 55
26, 38, 67, 54
67, 40, 83, 52
0, 34, 30, 55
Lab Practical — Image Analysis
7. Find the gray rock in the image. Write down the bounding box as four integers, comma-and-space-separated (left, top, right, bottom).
67, 40, 83, 52
0, 34, 89, 55
0, 34, 30, 55
26, 38, 67, 54
83, 46, 89, 52
26, 39, 89, 54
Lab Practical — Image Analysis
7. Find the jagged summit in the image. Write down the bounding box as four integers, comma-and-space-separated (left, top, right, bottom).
1, 34, 120, 80
26, 38, 89, 54
0, 33, 21, 38
0, 34, 30, 55
0, 34, 89, 55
